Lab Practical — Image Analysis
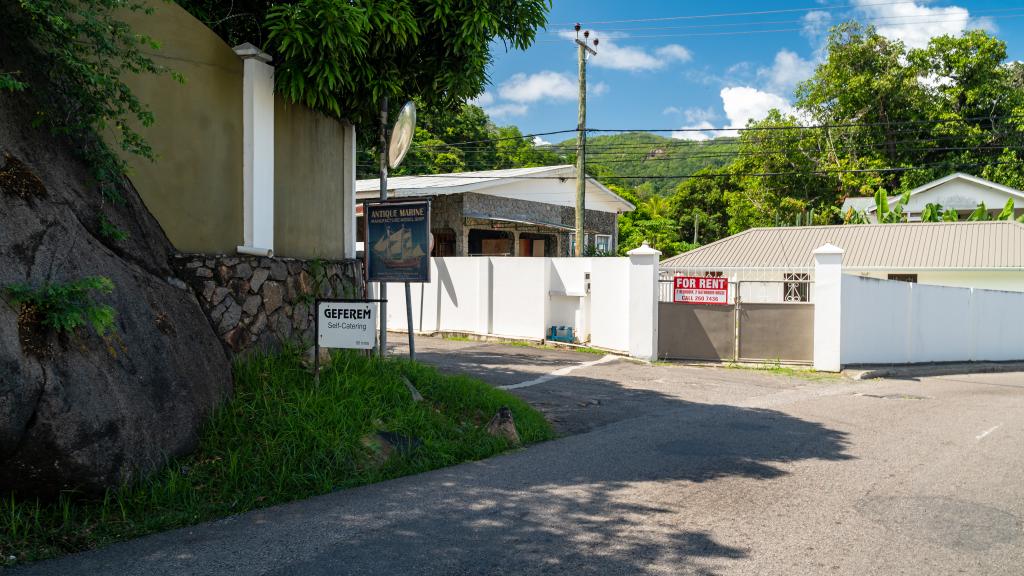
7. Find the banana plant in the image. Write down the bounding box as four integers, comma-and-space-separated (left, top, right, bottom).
996, 198, 1015, 221
920, 203, 943, 222
875, 188, 911, 223
966, 202, 990, 221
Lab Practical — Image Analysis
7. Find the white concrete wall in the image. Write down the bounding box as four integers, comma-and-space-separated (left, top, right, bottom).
589, 258, 632, 352
385, 256, 648, 355
840, 274, 1024, 365
852, 270, 1024, 292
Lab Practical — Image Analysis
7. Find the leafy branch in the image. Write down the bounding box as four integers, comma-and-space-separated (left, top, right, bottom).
4, 0, 170, 201
5, 277, 117, 336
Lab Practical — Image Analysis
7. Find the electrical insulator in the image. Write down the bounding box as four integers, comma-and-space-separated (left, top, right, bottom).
574, 22, 581, 32
593, 38, 599, 46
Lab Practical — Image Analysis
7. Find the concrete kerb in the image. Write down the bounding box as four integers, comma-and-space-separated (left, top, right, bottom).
846, 361, 1024, 380
385, 330, 634, 359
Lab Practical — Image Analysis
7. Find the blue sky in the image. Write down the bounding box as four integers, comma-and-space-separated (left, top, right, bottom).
476, 1, 1024, 142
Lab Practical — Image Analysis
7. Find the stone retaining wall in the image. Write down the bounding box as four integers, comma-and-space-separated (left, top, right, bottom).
173, 254, 363, 353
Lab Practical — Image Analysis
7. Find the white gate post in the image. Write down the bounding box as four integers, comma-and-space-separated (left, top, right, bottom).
234, 43, 275, 257
813, 244, 844, 372
627, 241, 661, 361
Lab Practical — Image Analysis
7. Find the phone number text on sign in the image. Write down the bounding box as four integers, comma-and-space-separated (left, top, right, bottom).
673, 276, 729, 305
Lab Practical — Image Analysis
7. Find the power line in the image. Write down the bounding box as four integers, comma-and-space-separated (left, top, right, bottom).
544, 7, 1024, 34
356, 159, 1019, 182
553, 0, 921, 26
403, 115, 1023, 151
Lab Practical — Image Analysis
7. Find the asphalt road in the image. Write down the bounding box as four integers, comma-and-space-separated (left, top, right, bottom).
11, 337, 1024, 575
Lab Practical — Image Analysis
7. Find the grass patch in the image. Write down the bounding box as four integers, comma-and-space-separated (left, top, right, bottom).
726, 361, 840, 381
0, 347, 553, 566
442, 334, 472, 342
509, 340, 606, 356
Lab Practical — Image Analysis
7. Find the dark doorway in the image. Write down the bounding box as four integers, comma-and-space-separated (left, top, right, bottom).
432, 228, 456, 257
518, 232, 557, 257
468, 229, 514, 256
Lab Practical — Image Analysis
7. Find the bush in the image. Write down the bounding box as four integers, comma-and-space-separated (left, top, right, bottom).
4, 276, 116, 336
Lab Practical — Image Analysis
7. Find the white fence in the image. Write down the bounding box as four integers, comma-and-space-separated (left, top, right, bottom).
839, 275, 1024, 365
382, 250, 660, 358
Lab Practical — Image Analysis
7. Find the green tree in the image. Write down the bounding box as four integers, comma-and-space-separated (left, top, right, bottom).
177, 0, 550, 133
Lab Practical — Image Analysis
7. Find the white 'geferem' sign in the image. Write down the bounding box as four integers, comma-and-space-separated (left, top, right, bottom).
317, 301, 376, 349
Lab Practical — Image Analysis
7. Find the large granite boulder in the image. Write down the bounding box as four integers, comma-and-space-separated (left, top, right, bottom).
0, 86, 232, 497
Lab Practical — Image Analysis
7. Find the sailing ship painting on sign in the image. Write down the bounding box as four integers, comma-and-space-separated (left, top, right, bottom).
374, 226, 426, 268
364, 200, 431, 282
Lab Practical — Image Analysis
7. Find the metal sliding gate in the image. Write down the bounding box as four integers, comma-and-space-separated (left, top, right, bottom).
658, 279, 815, 364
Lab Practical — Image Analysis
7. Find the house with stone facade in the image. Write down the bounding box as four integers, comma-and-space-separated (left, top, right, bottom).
356, 165, 634, 257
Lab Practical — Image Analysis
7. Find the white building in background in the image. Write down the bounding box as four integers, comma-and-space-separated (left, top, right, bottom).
660, 221, 1024, 295
355, 166, 633, 257
842, 173, 1024, 222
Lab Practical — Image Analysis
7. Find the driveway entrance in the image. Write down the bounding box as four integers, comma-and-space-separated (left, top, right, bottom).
657, 280, 815, 363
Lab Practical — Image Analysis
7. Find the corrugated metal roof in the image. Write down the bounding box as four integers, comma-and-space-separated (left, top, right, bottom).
355, 165, 635, 213
355, 165, 572, 193
660, 221, 1024, 270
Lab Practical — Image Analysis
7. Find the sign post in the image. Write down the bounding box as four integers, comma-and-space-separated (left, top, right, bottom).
363, 199, 431, 360
673, 276, 729, 305
315, 299, 379, 381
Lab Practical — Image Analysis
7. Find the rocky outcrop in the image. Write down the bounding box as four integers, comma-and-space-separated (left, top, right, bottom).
0, 87, 232, 496
173, 254, 363, 353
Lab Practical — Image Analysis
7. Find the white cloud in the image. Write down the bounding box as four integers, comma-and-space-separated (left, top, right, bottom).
469, 91, 494, 107
670, 108, 719, 141
662, 106, 681, 115
720, 87, 795, 131
485, 103, 529, 118
533, 136, 552, 146
498, 71, 577, 103
591, 81, 609, 96
655, 44, 693, 63
557, 30, 692, 71
853, 0, 995, 49
757, 49, 816, 96
672, 121, 716, 141
802, 10, 832, 39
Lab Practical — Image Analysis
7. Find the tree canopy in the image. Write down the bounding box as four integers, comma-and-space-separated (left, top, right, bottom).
176, 0, 550, 132
658, 24, 1024, 253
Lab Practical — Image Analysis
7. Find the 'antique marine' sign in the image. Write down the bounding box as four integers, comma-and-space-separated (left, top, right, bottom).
317, 301, 377, 349
364, 200, 431, 283
673, 276, 729, 305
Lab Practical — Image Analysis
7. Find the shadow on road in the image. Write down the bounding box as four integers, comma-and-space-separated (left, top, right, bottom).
15, 367, 853, 576
255, 372, 852, 576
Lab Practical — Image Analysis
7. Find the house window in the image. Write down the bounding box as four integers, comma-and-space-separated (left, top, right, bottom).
431, 228, 456, 257
594, 234, 612, 254
784, 272, 810, 302
568, 233, 590, 255
888, 274, 918, 283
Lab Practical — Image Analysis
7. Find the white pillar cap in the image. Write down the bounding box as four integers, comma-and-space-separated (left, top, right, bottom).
813, 243, 844, 255
627, 240, 662, 257
233, 43, 273, 63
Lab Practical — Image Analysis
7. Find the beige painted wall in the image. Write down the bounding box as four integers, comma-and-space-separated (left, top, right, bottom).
274, 98, 352, 259
119, 1, 244, 254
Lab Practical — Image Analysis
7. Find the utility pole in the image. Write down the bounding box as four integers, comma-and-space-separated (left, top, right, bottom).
378, 97, 388, 357
574, 24, 597, 257
693, 209, 700, 245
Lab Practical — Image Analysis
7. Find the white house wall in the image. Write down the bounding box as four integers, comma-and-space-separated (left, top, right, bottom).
904, 178, 1024, 213
851, 270, 1024, 292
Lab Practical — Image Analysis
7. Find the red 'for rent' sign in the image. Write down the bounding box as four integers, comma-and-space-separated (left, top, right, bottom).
673, 276, 729, 305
